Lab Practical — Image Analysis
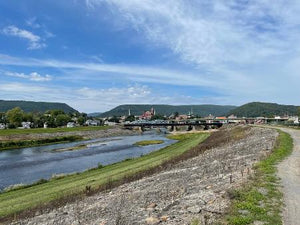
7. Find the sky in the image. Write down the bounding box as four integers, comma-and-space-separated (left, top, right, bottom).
0, 0, 300, 113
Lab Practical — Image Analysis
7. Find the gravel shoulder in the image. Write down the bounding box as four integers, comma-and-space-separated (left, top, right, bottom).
277, 128, 300, 225
7, 126, 277, 225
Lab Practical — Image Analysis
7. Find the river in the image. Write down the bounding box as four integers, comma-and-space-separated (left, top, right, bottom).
0, 131, 176, 191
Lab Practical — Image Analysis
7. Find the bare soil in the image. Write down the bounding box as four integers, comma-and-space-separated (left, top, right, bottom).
7, 126, 277, 225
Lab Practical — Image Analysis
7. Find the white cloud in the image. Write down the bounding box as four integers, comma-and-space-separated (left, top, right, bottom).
2, 25, 46, 49
26, 17, 41, 29
0, 53, 299, 107
5, 71, 52, 82
87, 0, 300, 66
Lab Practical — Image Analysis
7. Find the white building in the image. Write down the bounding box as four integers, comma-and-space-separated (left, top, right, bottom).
67, 122, 76, 128
104, 121, 116, 126
288, 116, 299, 124
85, 119, 101, 126
21, 122, 31, 129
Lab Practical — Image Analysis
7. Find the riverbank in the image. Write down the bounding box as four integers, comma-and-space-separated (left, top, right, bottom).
0, 126, 137, 151
0, 136, 83, 151
5, 126, 279, 225
0, 132, 209, 221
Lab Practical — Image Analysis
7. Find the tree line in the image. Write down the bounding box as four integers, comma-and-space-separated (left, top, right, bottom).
0, 107, 89, 129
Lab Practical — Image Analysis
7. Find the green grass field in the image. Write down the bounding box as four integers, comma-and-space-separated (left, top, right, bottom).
0, 132, 209, 219
0, 126, 109, 136
134, 140, 164, 146
226, 130, 293, 225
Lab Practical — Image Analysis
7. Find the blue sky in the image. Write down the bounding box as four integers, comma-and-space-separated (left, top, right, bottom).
0, 0, 300, 112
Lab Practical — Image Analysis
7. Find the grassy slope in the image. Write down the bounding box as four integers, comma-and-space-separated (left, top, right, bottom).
226, 130, 293, 225
0, 126, 109, 136
0, 132, 209, 219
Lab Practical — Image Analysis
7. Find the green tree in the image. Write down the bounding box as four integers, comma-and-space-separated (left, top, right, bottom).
108, 116, 120, 123
125, 115, 135, 122
0, 112, 7, 124
77, 116, 86, 125
151, 114, 166, 120
298, 107, 300, 117
6, 107, 24, 127
55, 114, 71, 127
50, 109, 65, 117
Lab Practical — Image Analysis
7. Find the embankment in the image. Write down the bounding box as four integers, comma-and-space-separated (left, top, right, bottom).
5, 126, 279, 225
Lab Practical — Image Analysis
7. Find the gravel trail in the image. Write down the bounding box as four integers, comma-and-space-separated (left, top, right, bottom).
278, 128, 300, 225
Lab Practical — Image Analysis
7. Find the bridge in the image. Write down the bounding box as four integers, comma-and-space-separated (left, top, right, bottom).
123, 121, 223, 132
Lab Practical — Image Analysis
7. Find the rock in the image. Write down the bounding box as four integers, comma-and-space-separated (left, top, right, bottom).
160, 215, 169, 222
187, 206, 201, 214
146, 216, 160, 224
147, 203, 157, 209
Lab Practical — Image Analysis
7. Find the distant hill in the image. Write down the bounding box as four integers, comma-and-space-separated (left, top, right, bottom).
227, 102, 299, 117
0, 100, 78, 113
88, 112, 102, 117
99, 104, 237, 117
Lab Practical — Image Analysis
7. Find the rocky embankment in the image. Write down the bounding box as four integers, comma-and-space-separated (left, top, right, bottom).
0, 127, 136, 141
9, 126, 277, 225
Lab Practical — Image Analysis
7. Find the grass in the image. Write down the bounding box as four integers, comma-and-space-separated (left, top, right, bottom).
0, 132, 210, 220
134, 140, 164, 146
167, 133, 199, 141
0, 126, 109, 136
226, 130, 293, 225
0, 136, 83, 151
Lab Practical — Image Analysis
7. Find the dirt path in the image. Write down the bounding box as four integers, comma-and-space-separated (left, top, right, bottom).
277, 128, 300, 225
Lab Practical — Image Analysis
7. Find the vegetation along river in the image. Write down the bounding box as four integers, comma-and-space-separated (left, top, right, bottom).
0, 131, 176, 191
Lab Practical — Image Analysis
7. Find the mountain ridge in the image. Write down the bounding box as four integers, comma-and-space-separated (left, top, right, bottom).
227, 102, 299, 117
0, 100, 78, 113
99, 104, 237, 117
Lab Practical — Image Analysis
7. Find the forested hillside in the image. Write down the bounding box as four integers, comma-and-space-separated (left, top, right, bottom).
100, 104, 236, 117
227, 102, 299, 117
0, 100, 78, 113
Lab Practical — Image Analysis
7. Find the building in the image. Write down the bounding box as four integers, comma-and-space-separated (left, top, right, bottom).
85, 119, 101, 126
215, 117, 228, 124
21, 122, 31, 129
140, 107, 155, 120
67, 122, 76, 128
175, 114, 188, 121
228, 114, 237, 119
104, 121, 116, 126
288, 116, 299, 124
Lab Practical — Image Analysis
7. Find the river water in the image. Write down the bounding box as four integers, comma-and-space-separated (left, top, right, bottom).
0, 131, 176, 191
